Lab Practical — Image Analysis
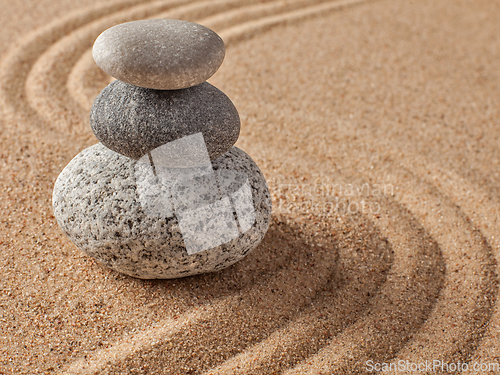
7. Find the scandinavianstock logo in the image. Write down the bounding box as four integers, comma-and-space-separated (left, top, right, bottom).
269, 181, 395, 215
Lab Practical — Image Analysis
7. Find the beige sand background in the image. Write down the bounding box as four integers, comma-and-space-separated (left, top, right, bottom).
1, 0, 499, 373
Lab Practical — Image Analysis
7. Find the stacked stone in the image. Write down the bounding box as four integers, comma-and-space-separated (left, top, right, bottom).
52, 19, 271, 279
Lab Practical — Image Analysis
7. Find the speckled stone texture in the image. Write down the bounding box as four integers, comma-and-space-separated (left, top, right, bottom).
52, 143, 271, 279
90, 80, 240, 161
92, 19, 225, 90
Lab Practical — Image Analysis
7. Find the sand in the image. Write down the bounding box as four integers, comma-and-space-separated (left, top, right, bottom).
1, 0, 499, 373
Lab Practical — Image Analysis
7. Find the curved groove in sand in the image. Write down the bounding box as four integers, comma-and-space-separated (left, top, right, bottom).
25, 0, 207, 132
218, 0, 376, 47
28, 0, 317, 133
59, 163, 450, 373
62, 222, 377, 374
381, 155, 500, 374
302, 125, 499, 371
273, 106, 499, 371
201, 0, 326, 31
272, 116, 498, 372
27, 0, 487, 371
66, 50, 109, 112
204, 198, 444, 374
4, 0, 498, 373
67, 0, 346, 112
283, 163, 496, 374
61, 225, 313, 373
63, 309, 207, 374
44, 0, 360, 133
0, 0, 146, 127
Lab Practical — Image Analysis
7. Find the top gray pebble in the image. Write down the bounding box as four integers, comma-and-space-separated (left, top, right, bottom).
92, 19, 225, 90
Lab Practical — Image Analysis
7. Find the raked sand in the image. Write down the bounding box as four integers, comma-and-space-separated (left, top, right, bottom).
1, 0, 500, 373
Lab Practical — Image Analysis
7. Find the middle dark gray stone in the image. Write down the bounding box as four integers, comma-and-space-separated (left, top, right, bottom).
90, 80, 241, 160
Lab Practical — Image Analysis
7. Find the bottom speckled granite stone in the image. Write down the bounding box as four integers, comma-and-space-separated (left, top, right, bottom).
52, 143, 271, 279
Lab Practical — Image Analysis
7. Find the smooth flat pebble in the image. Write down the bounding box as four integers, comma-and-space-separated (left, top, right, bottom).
90, 80, 240, 160
92, 19, 225, 90
52, 143, 271, 279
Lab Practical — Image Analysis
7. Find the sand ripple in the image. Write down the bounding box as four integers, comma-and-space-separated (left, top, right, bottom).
0, 0, 499, 373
